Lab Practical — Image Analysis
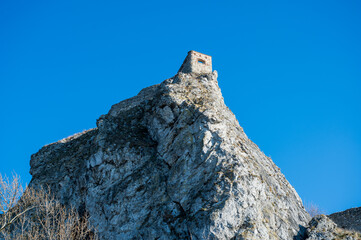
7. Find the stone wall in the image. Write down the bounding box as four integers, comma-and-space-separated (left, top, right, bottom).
178, 50, 212, 74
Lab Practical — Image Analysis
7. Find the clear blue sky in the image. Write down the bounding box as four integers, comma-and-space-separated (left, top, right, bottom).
1, 0, 360, 214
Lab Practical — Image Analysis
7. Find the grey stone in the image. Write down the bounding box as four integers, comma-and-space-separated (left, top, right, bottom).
29, 62, 311, 239
305, 215, 337, 240
303, 215, 361, 240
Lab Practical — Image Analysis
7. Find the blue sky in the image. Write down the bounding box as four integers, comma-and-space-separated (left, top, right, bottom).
1, 0, 360, 214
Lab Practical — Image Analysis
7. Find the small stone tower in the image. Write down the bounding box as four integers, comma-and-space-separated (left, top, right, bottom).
178, 50, 212, 74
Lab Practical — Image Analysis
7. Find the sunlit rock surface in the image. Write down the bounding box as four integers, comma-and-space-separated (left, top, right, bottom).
304, 215, 361, 240
30, 71, 311, 239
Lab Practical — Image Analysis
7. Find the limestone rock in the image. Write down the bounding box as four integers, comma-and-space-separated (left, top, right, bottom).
304, 215, 361, 240
30, 71, 311, 239
305, 215, 337, 240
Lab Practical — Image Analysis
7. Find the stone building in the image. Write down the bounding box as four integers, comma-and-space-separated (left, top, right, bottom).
178, 50, 212, 74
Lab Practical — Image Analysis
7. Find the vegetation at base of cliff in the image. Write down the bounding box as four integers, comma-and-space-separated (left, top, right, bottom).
0, 173, 97, 240
334, 228, 361, 240
305, 202, 325, 217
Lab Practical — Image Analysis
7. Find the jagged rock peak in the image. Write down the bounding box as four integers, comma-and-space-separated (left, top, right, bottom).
30, 52, 311, 239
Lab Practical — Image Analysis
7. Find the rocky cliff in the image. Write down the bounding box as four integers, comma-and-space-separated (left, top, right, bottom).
29, 70, 312, 239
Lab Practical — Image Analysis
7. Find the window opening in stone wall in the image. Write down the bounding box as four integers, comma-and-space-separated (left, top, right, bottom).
198, 59, 205, 64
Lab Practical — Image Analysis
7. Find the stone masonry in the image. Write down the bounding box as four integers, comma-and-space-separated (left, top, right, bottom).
178, 50, 212, 74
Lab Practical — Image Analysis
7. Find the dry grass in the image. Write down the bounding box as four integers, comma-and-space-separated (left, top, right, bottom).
57, 128, 95, 144
335, 227, 361, 240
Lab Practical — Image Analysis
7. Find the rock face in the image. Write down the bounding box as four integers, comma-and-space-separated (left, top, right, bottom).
304, 215, 361, 240
329, 207, 361, 233
29, 67, 311, 239
305, 215, 338, 240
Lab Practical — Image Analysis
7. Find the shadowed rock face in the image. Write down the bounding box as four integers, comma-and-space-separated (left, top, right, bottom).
329, 207, 361, 233
29, 71, 310, 239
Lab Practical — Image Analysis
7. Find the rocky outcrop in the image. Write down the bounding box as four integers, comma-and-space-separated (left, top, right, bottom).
304, 215, 360, 240
305, 215, 338, 240
329, 207, 361, 233
29, 71, 311, 239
